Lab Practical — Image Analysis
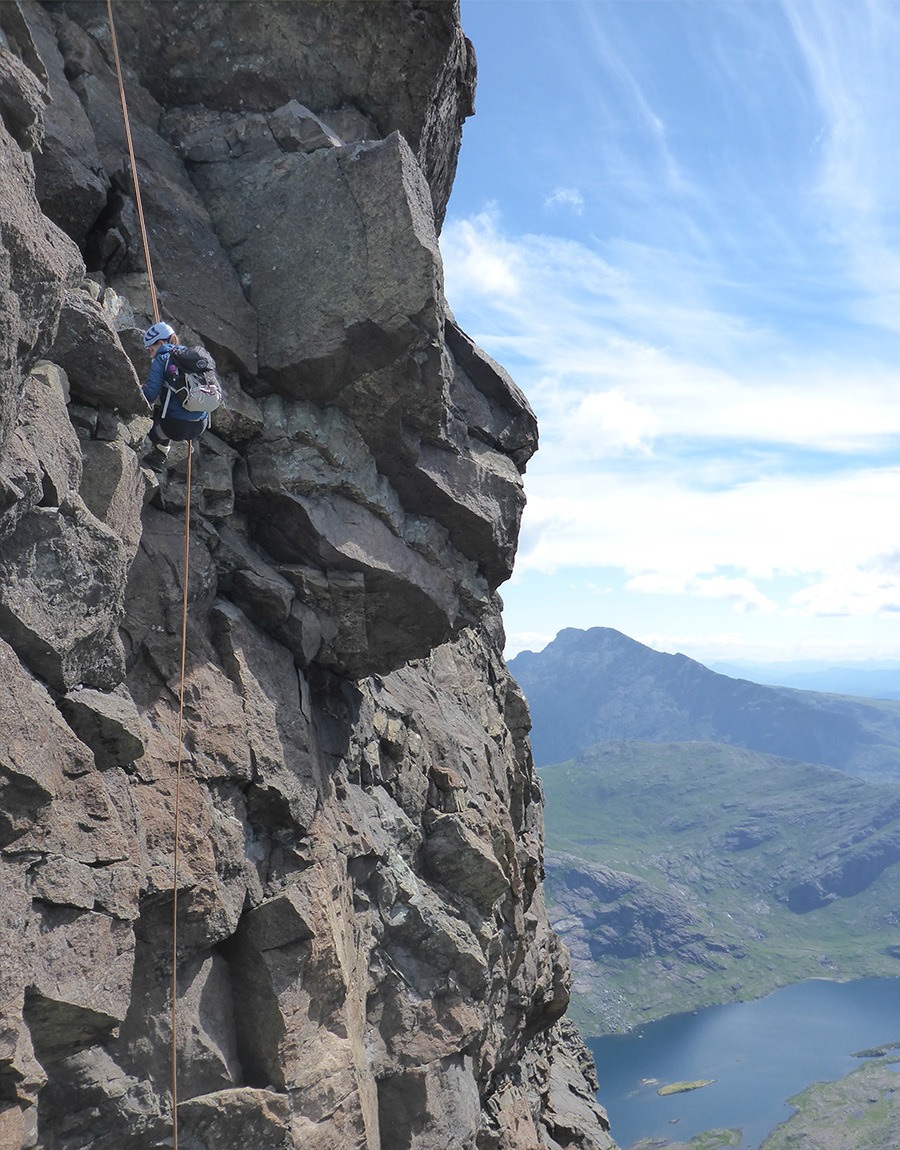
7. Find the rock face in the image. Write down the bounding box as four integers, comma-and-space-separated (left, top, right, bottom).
0, 3, 615, 1149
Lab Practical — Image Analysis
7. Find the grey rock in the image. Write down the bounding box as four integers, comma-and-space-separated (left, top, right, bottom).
0, 3, 47, 151
267, 100, 341, 153
79, 438, 146, 560
191, 132, 443, 410
24, 990, 119, 1061
209, 380, 265, 446
211, 522, 296, 628
445, 319, 538, 470
17, 361, 81, 507
320, 104, 380, 146
49, 287, 148, 415
241, 395, 491, 678
377, 1054, 480, 1150
59, 0, 474, 223
57, 686, 146, 769
50, 13, 258, 375
22, 1, 108, 240
539, 1022, 616, 1150
0, 74, 82, 454
0, 5, 612, 1148
178, 1088, 292, 1150
0, 499, 127, 691
159, 105, 231, 164
239, 886, 315, 951
196, 433, 238, 522
424, 812, 510, 911
210, 599, 318, 832
0, 636, 93, 847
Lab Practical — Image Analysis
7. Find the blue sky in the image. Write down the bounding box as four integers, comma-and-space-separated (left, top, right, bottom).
440, 0, 900, 664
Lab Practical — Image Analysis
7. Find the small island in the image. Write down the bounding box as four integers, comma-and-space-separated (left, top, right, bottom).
632, 1128, 740, 1150
657, 1078, 717, 1096
851, 1041, 900, 1058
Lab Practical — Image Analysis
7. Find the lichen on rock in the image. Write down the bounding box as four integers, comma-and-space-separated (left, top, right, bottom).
0, 2, 615, 1147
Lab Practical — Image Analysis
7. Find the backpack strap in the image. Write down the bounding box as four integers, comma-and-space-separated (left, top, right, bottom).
159, 346, 178, 418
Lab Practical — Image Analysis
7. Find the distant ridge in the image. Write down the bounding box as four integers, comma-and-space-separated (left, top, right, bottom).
508, 627, 900, 778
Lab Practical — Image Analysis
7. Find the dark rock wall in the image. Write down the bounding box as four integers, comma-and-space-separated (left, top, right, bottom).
0, 2, 615, 1147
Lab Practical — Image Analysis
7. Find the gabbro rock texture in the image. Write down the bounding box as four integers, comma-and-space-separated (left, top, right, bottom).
0, 2, 616, 1148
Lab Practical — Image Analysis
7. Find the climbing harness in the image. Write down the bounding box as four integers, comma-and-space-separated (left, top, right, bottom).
106, 2, 191, 1145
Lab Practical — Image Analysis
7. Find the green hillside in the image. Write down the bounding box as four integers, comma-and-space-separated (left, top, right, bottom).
540, 741, 900, 1035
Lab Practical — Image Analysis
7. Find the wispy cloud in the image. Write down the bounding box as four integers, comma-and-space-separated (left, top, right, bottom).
627, 573, 778, 615
447, 0, 900, 661
442, 206, 900, 624
442, 209, 900, 459
545, 187, 584, 214
518, 465, 900, 583
784, 0, 900, 328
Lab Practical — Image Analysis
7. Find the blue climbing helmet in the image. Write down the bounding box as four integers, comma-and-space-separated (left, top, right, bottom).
142, 321, 176, 350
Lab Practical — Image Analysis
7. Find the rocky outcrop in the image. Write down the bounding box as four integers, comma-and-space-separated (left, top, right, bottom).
783, 814, 900, 912
0, 3, 614, 1148
545, 852, 735, 966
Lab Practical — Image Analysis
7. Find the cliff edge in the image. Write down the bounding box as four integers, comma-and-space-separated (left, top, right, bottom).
0, 3, 616, 1147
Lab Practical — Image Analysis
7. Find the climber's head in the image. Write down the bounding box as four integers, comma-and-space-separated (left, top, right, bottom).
143, 321, 177, 355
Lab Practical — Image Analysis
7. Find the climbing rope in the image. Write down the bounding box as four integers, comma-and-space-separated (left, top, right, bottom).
106, 2, 190, 1145
170, 445, 192, 1147
106, 0, 159, 325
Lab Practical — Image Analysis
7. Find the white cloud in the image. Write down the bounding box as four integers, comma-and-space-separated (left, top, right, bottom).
443, 6, 900, 665
442, 210, 900, 461
503, 630, 556, 658
626, 573, 778, 615
784, 0, 900, 330
545, 187, 585, 214
516, 465, 900, 588
788, 565, 900, 618
441, 203, 900, 664
442, 208, 522, 300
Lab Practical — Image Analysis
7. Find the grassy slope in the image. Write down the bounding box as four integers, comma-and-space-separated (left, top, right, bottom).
760, 1059, 900, 1150
541, 741, 900, 1035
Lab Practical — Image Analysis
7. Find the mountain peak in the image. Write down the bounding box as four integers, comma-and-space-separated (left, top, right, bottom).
508, 626, 900, 778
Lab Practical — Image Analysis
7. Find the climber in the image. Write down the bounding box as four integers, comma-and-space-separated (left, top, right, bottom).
141, 321, 210, 471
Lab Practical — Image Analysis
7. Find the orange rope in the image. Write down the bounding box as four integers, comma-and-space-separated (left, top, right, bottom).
106, 0, 159, 323
105, 3, 189, 1145
170, 446, 192, 1150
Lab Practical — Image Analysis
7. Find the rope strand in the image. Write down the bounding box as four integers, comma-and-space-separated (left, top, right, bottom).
106, 0, 159, 323
105, 4, 189, 1145
170, 445, 192, 1150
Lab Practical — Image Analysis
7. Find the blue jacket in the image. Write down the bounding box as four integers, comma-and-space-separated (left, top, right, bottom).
142, 343, 208, 423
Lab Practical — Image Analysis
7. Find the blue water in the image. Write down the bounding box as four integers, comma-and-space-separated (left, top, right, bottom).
588, 977, 900, 1148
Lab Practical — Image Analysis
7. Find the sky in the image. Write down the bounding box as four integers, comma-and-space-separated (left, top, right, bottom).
439, 0, 900, 666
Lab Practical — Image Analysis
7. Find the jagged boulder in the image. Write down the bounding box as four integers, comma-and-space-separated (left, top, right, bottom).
52, 0, 474, 224
191, 131, 444, 410
0, 34, 81, 451
24, 1, 108, 239
0, 358, 129, 691
57, 686, 146, 769
50, 285, 147, 414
